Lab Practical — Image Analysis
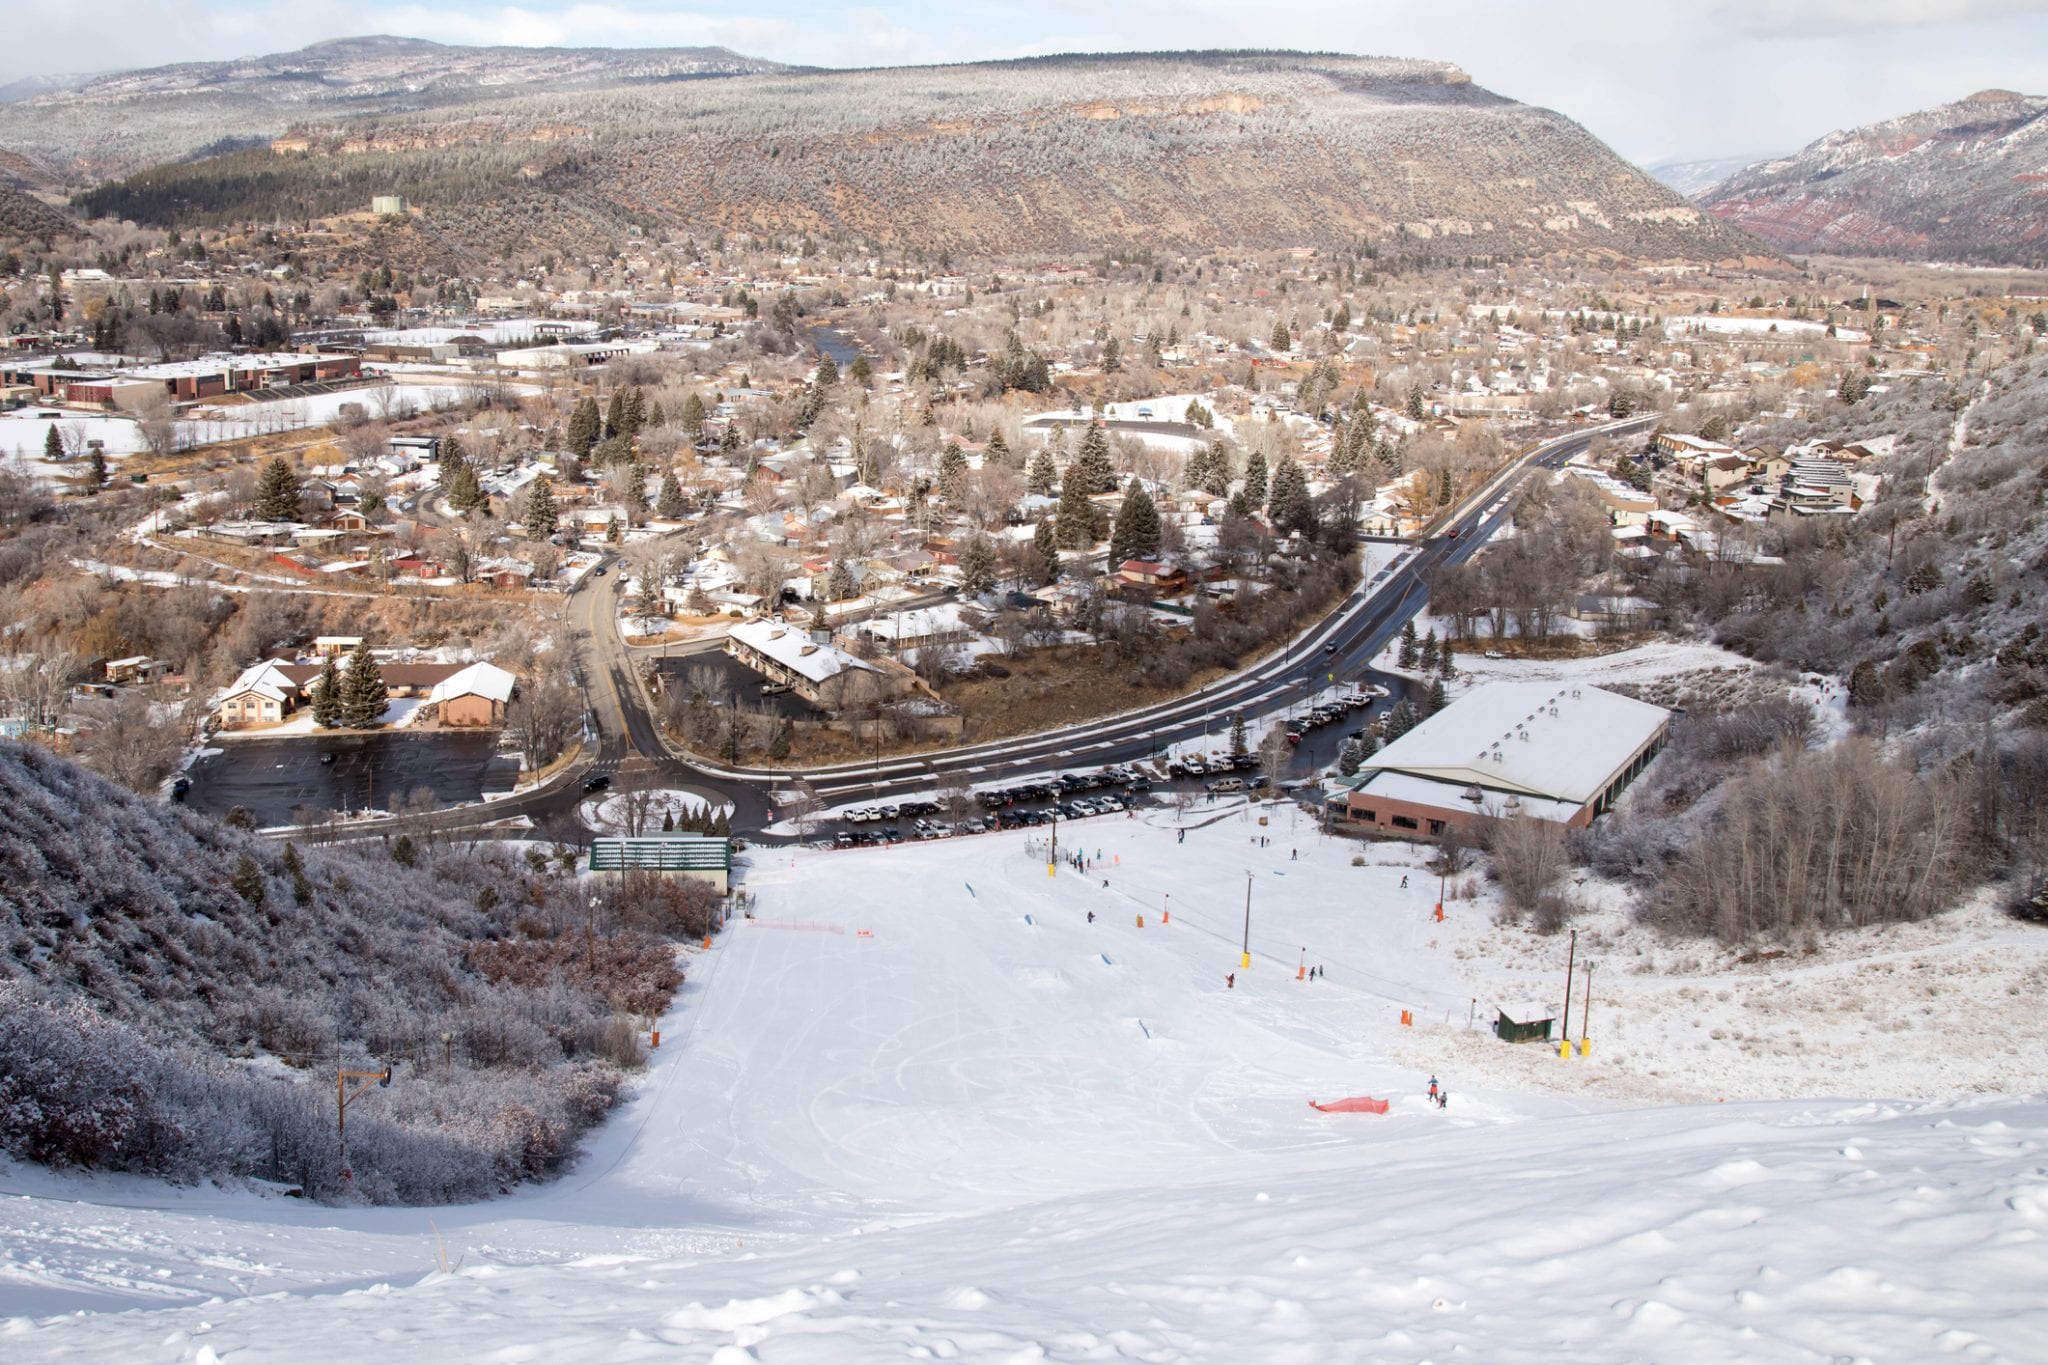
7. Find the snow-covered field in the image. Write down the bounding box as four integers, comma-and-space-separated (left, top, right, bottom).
2, 812, 2044, 1360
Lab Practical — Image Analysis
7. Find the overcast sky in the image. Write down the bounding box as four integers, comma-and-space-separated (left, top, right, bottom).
7, 0, 2047, 164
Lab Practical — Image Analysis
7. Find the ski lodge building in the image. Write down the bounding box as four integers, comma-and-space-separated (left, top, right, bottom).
1331, 682, 1670, 837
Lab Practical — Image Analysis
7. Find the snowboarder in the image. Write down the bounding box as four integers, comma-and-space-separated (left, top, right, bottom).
1438, 1090, 1449, 1111
1101, 878, 1108, 888
1226, 973, 1235, 989
1177, 828, 1185, 844
1400, 875, 1409, 889
1087, 910, 1094, 923
1428, 1075, 1438, 1100
1291, 848, 1297, 860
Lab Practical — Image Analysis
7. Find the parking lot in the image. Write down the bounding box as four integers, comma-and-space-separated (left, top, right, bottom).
653, 654, 827, 722
183, 731, 521, 827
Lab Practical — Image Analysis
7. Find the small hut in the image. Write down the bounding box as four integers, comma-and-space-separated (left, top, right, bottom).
1494, 1002, 1556, 1045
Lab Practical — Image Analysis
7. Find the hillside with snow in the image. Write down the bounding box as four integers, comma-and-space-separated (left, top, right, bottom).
4, 805, 2045, 1360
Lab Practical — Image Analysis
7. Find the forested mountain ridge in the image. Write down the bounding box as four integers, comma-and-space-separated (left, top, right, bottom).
1700, 90, 2048, 265
61, 45, 1757, 263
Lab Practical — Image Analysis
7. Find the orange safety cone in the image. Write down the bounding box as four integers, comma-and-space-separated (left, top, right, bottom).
1161, 910, 1169, 924
1297, 963, 1306, 981
651, 1030, 661, 1049
1433, 904, 1444, 922
701, 934, 712, 950
1400, 1009, 1413, 1027
1136, 914, 1145, 928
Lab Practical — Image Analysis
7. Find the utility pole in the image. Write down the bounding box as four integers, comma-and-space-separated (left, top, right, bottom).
1558, 928, 1577, 1059
1581, 961, 1596, 1057
1240, 871, 1253, 969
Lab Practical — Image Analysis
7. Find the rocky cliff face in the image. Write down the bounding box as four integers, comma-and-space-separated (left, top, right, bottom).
0, 35, 787, 187
57, 46, 1755, 264
1700, 90, 2048, 265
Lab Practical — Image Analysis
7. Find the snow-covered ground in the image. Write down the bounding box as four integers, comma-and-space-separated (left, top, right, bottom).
2, 812, 2044, 1360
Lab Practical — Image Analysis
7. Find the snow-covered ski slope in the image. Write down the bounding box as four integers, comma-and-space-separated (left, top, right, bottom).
5, 812, 2046, 1361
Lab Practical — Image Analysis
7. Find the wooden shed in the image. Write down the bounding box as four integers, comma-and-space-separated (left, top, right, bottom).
1494, 1002, 1556, 1045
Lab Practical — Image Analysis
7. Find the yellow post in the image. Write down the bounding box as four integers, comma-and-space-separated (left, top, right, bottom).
1559, 1039, 1573, 1059
1579, 1038, 1591, 1057
1047, 862, 1055, 877
1240, 951, 1251, 969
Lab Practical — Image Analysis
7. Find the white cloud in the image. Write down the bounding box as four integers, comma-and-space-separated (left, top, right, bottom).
1710, 0, 2048, 37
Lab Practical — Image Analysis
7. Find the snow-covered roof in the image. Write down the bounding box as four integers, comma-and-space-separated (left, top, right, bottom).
428, 662, 517, 705
729, 619, 876, 685
1362, 683, 1670, 806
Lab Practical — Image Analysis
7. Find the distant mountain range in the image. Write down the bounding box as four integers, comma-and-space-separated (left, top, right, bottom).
11, 40, 1757, 264
1699, 89, 2048, 265
1645, 153, 1784, 198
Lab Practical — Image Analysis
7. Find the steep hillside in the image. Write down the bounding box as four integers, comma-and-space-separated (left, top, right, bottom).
0, 34, 787, 188
0, 185, 75, 241
70, 48, 1754, 263
1701, 90, 2048, 264
0, 742, 703, 1203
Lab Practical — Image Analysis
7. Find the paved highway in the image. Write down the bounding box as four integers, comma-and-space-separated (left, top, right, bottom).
368, 417, 1649, 845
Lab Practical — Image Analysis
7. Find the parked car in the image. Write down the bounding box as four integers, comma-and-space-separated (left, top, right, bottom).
581, 774, 612, 792
1206, 777, 1246, 794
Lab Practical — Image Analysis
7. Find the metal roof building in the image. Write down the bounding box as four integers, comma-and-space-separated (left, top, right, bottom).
588, 835, 733, 892
1336, 682, 1670, 838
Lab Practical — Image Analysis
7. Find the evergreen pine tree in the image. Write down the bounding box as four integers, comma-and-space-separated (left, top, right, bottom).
1202, 443, 1233, 497
1230, 710, 1247, 757
1109, 477, 1162, 564
1033, 516, 1059, 583
1398, 620, 1419, 669
827, 559, 854, 600
42, 426, 61, 461
1026, 444, 1058, 496
622, 387, 646, 435
1241, 449, 1268, 508
985, 429, 1011, 466
849, 354, 873, 388
1076, 423, 1116, 493
604, 389, 627, 440
87, 448, 106, 493
310, 655, 343, 727
1428, 677, 1448, 713
621, 462, 650, 524
1267, 454, 1312, 534
445, 456, 485, 515
1226, 488, 1253, 520
253, 456, 301, 521
1338, 736, 1364, 777
656, 470, 685, 518
525, 475, 559, 539
1438, 645, 1456, 681
959, 535, 997, 595
938, 441, 967, 500
1182, 443, 1211, 493
1406, 386, 1426, 421
339, 640, 388, 729
1102, 336, 1122, 372
1270, 319, 1291, 352
1056, 473, 1101, 548
1384, 698, 1420, 741
680, 392, 707, 437
1420, 630, 1439, 672
232, 853, 265, 906
647, 401, 667, 429
605, 515, 621, 544
567, 397, 601, 457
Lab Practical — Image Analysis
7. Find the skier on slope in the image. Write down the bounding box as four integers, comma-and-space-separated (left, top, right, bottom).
1226, 973, 1235, 989
1428, 1075, 1438, 1101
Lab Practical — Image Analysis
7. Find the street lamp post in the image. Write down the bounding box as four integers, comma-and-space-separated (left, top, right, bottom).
1240, 871, 1253, 969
